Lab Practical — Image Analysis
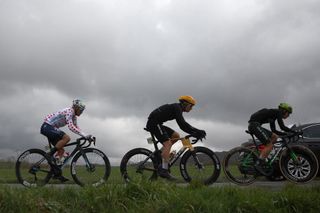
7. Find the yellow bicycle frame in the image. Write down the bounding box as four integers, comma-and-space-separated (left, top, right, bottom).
181, 138, 194, 151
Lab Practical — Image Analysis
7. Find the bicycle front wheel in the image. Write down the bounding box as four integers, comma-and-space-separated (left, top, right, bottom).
180, 146, 221, 185
15, 149, 51, 187
223, 147, 258, 185
279, 145, 319, 183
71, 148, 111, 187
120, 148, 157, 183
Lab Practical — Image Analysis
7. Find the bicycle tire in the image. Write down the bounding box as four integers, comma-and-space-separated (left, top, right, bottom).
223, 146, 258, 185
180, 146, 221, 185
71, 148, 110, 187
279, 145, 319, 183
120, 148, 157, 183
15, 149, 52, 187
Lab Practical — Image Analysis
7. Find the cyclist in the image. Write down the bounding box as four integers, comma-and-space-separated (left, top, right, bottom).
248, 103, 297, 175
146, 96, 206, 180
40, 99, 92, 182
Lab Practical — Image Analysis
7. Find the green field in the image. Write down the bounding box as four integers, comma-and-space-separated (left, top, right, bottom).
1, 159, 267, 185
0, 160, 124, 184
2, 159, 234, 185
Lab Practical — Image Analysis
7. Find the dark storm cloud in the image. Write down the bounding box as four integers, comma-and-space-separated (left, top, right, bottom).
1, 0, 320, 157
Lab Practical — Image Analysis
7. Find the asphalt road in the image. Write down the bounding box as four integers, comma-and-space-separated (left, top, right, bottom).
3, 180, 320, 190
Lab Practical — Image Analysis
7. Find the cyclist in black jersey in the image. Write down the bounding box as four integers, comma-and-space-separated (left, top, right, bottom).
248, 103, 297, 175
146, 96, 206, 180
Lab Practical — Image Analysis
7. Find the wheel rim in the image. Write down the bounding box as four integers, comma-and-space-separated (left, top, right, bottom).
72, 150, 109, 186
286, 155, 311, 180
182, 151, 218, 185
16, 151, 51, 187
223, 148, 257, 185
123, 153, 156, 183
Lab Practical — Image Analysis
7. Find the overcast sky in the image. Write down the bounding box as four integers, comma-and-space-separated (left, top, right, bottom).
1, 0, 320, 164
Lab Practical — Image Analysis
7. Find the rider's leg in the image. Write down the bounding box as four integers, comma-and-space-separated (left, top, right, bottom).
255, 133, 278, 175
259, 133, 278, 159
52, 134, 70, 182
161, 139, 172, 169
55, 134, 70, 157
161, 131, 180, 168
170, 131, 180, 144
159, 138, 178, 180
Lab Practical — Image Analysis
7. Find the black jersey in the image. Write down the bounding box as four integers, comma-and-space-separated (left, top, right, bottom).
147, 103, 198, 134
248, 108, 294, 135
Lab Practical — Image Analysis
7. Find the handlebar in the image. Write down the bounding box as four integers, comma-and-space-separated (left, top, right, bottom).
76, 136, 96, 148
181, 135, 204, 144
278, 131, 303, 138
278, 131, 303, 144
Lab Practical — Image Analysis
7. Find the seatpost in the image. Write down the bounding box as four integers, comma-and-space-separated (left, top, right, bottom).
151, 133, 160, 151
246, 130, 260, 150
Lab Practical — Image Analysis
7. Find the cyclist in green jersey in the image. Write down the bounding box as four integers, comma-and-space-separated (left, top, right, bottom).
248, 103, 297, 174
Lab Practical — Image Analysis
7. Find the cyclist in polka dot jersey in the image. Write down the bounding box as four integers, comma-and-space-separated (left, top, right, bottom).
44, 107, 86, 137
41, 99, 92, 161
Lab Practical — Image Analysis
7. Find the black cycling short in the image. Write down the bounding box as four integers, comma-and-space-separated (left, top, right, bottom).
40, 122, 66, 146
146, 120, 175, 143
248, 122, 272, 144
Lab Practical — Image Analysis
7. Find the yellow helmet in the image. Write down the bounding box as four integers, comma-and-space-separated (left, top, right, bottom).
179, 95, 196, 105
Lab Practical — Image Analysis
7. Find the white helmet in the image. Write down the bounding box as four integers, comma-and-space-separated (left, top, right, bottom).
72, 99, 85, 111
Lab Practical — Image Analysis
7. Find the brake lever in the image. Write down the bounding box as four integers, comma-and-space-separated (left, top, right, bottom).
192, 138, 198, 143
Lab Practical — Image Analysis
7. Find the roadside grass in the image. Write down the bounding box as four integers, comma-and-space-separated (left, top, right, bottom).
1, 181, 320, 213
2, 160, 320, 212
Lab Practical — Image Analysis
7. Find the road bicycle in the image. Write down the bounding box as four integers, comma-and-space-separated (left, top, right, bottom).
223, 131, 319, 185
15, 136, 111, 187
120, 128, 221, 185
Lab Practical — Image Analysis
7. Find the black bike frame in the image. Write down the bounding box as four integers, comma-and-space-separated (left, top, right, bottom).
247, 131, 300, 166
145, 132, 198, 169
47, 138, 94, 169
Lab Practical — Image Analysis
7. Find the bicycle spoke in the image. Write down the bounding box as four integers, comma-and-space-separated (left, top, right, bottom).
71, 148, 110, 187
16, 149, 51, 187
120, 148, 157, 183
223, 147, 257, 185
180, 147, 221, 185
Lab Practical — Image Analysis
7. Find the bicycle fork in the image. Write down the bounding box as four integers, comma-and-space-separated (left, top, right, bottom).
80, 150, 95, 172
287, 148, 300, 165
191, 150, 204, 170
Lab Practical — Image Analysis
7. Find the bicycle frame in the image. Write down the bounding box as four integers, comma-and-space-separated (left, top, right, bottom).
46, 137, 96, 170
168, 137, 195, 167
121, 131, 221, 184
146, 134, 198, 169
248, 131, 301, 167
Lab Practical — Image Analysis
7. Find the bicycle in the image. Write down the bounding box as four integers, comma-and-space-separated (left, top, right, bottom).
120, 128, 221, 185
223, 131, 319, 185
15, 136, 111, 187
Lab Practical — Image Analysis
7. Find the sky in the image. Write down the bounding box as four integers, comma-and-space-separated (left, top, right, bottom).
1, 0, 320, 164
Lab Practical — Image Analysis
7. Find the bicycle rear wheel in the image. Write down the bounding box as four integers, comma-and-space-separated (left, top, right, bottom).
120, 148, 157, 183
279, 145, 319, 183
223, 147, 258, 185
15, 149, 51, 187
180, 147, 221, 185
71, 148, 110, 187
